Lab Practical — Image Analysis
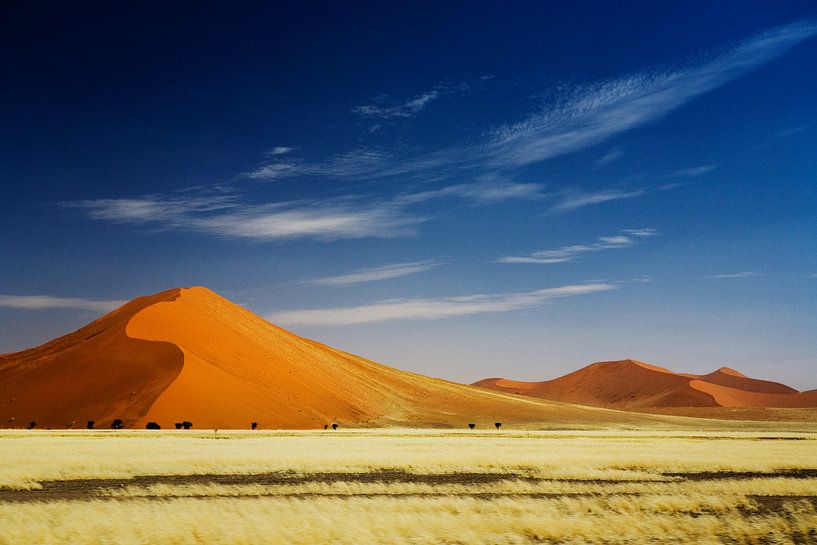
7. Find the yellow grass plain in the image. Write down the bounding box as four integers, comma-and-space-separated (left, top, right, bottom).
1, 428, 816, 544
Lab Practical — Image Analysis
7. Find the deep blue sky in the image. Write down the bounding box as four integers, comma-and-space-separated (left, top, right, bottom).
2, 2, 816, 388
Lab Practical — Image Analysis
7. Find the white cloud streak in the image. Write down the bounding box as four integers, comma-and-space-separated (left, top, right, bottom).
71, 195, 419, 241
307, 261, 441, 286
397, 178, 546, 205
352, 90, 441, 119
0, 295, 125, 313
548, 188, 645, 213
69, 179, 543, 242
482, 22, 817, 169
702, 271, 763, 279
244, 149, 391, 181
267, 146, 295, 156
595, 149, 623, 165
670, 164, 717, 177
498, 229, 656, 264
268, 282, 616, 326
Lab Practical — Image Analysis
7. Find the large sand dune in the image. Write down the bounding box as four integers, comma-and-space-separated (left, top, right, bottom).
1, 287, 695, 430
474, 359, 817, 411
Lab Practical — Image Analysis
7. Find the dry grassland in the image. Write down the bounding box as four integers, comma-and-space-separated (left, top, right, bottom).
0, 429, 815, 544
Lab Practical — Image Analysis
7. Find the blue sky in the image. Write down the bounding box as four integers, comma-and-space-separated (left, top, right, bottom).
2, 2, 816, 388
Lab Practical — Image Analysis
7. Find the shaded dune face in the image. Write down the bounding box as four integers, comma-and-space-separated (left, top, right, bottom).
474, 359, 817, 410
0, 290, 184, 428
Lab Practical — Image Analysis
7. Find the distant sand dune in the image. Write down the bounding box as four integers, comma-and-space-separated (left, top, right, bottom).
474, 359, 817, 415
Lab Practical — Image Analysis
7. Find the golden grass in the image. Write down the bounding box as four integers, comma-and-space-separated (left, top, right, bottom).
1, 429, 816, 544
100, 476, 817, 499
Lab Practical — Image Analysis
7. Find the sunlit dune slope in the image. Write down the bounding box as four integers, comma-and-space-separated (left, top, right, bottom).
1, 287, 692, 429
473, 359, 817, 411
125, 288, 677, 429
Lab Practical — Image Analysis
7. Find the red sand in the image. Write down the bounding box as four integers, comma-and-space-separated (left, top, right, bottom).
474, 359, 817, 412
0, 287, 681, 429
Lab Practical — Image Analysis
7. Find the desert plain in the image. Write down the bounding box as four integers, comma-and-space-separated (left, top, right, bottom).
1, 428, 816, 544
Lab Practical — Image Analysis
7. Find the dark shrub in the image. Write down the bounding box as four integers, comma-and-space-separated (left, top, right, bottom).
111, 419, 124, 429
27, 421, 36, 430
494, 422, 502, 430
331, 423, 338, 430
182, 421, 193, 430
145, 421, 161, 430
174, 422, 183, 429
86, 420, 95, 429
468, 423, 476, 430
251, 422, 258, 430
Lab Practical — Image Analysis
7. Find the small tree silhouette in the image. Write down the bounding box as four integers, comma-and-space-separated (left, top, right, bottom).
111, 419, 124, 429
182, 421, 193, 430
331, 423, 338, 430
251, 422, 258, 430
174, 422, 183, 429
86, 420, 95, 429
468, 423, 476, 430
145, 421, 161, 430
494, 422, 502, 430
27, 421, 36, 430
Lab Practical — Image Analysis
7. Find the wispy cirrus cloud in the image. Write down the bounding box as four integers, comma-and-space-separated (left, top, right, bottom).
351, 78, 484, 120
267, 146, 295, 156
498, 228, 656, 264
595, 149, 623, 166
548, 188, 645, 213
669, 164, 717, 177
268, 282, 616, 326
481, 22, 817, 169
0, 295, 125, 313
397, 178, 546, 205
701, 271, 763, 279
71, 194, 419, 241
352, 90, 442, 119
307, 260, 442, 287
68, 20, 817, 244
244, 149, 390, 181
72, 194, 238, 224
245, 21, 817, 185
752, 125, 809, 149
69, 179, 544, 242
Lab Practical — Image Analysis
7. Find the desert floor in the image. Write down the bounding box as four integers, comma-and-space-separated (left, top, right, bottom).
1, 428, 816, 544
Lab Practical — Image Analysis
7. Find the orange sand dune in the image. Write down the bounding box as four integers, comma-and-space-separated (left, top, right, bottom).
697, 367, 797, 394
689, 380, 817, 408
1, 287, 686, 430
474, 359, 817, 412
475, 360, 715, 409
